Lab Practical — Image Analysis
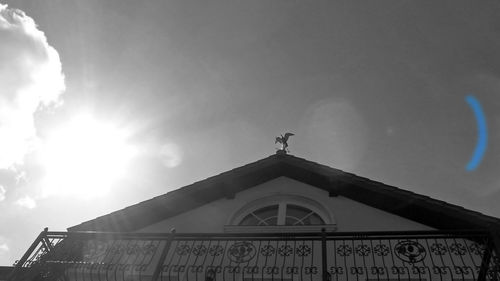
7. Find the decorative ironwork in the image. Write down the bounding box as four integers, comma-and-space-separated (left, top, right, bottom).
373, 243, 390, 256
394, 240, 427, 263
355, 244, 371, 256
296, 244, 311, 257
336, 244, 352, 256
192, 244, 207, 256
471, 242, 486, 255
431, 242, 448, 255
208, 245, 223, 256
260, 244, 275, 257
227, 241, 256, 263
278, 245, 293, 256
8, 229, 500, 281
450, 242, 467, 255
175, 244, 190, 255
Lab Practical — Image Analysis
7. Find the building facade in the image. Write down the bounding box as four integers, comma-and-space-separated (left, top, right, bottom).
8, 153, 500, 281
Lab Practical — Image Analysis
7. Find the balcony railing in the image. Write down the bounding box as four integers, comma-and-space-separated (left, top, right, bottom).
8, 229, 500, 281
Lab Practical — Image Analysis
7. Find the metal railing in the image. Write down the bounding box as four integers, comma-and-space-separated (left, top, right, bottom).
8, 229, 500, 281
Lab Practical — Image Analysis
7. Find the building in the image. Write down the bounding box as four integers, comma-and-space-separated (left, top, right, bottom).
8, 152, 500, 281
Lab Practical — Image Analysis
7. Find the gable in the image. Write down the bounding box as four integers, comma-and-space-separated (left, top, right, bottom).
138, 177, 434, 233
69, 153, 500, 232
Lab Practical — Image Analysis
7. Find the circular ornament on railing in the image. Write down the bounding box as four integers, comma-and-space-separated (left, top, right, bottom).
394, 240, 426, 263
228, 241, 256, 263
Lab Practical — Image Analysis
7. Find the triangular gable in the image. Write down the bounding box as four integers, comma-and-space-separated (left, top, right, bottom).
69, 153, 500, 232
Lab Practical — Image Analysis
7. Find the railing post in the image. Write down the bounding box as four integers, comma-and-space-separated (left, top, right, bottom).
7, 227, 49, 281
152, 228, 176, 281
489, 230, 500, 281
321, 228, 330, 281
478, 235, 494, 281
41, 229, 53, 252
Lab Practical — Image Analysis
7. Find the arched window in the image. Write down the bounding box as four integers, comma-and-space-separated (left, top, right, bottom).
239, 204, 279, 226
285, 204, 325, 226
225, 195, 336, 232
238, 204, 325, 226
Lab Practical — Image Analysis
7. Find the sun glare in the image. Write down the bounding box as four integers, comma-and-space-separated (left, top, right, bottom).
40, 114, 136, 198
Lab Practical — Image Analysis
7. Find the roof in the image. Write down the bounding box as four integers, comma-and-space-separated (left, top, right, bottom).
69, 152, 500, 232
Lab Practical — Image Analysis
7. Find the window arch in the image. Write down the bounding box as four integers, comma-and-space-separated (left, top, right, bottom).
225, 194, 336, 232
238, 203, 325, 226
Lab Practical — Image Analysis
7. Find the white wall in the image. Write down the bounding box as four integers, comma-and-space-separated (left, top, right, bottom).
138, 177, 434, 233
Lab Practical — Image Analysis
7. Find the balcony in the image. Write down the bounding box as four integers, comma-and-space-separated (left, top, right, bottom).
7, 229, 500, 281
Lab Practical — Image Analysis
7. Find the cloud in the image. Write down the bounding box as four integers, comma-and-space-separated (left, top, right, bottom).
0, 185, 5, 201
0, 243, 8, 252
0, 4, 65, 169
15, 195, 36, 209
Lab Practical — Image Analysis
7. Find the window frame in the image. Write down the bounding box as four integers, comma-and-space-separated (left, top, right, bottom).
225, 194, 337, 233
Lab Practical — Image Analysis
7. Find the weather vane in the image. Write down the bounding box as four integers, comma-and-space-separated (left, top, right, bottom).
275, 132, 294, 153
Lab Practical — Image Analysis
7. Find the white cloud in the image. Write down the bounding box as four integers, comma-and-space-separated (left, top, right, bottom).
159, 142, 183, 168
15, 195, 36, 209
0, 4, 65, 169
0, 243, 8, 252
0, 185, 5, 201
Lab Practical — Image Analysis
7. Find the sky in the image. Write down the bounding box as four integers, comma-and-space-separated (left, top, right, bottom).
0, 0, 500, 266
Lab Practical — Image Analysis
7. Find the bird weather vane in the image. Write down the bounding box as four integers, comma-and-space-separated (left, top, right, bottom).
275, 132, 294, 153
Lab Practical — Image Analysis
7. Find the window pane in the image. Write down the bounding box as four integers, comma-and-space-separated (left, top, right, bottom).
285, 217, 302, 225
239, 214, 260, 226
238, 204, 325, 226
254, 204, 279, 219
302, 213, 324, 225
238, 205, 279, 226
286, 204, 325, 225
261, 216, 278, 226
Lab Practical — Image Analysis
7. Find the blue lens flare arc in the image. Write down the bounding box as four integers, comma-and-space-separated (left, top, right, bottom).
465, 95, 488, 171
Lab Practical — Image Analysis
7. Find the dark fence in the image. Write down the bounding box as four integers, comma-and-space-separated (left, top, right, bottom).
8, 229, 500, 281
